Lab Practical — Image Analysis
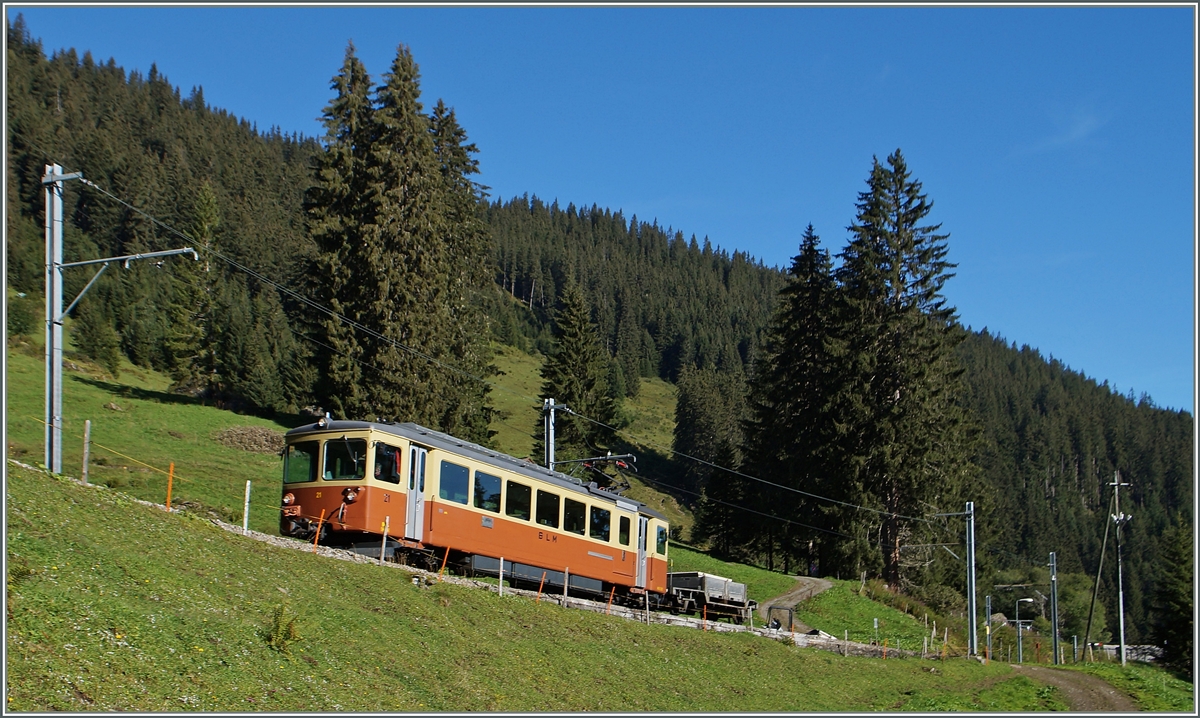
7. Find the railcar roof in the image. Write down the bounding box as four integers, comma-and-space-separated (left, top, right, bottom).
285, 420, 665, 520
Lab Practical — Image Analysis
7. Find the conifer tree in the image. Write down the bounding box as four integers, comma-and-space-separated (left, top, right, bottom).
740, 224, 838, 572
1151, 526, 1193, 674
429, 98, 496, 441
357, 44, 457, 427
74, 296, 122, 377
306, 43, 375, 419
165, 180, 219, 395
308, 43, 495, 440
829, 150, 974, 584
533, 282, 614, 462
677, 366, 750, 554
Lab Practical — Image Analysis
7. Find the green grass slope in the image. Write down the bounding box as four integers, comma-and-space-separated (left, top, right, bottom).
6, 336, 293, 533
796, 580, 939, 648
8, 462, 1073, 712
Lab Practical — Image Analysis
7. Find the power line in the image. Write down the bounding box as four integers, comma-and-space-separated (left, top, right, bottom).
565, 407, 936, 524
43, 158, 949, 530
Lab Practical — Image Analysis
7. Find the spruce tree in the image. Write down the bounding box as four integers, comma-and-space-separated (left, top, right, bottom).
830, 150, 975, 584
428, 98, 496, 441
308, 43, 496, 439
677, 366, 750, 554
740, 224, 838, 572
73, 297, 121, 377
533, 282, 614, 462
165, 180, 219, 395
1151, 526, 1193, 674
358, 44, 457, 427
306, 43, 374, 419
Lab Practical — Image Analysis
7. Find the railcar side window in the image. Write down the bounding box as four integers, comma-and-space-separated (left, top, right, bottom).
535, 490, 560, 529
373, 443, 401, 484
324, 438, 367, 480
618, 516, 631, 546
474, 471, 501, 513
505, 480, 531, 521
590, 506, 611, 542
439, 461, 470, 505
657, 525, 668, 555
563, 498, 586, 535
284, 441, 318, 484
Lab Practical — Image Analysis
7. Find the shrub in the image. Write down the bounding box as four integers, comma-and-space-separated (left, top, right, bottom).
7, 293, 38, 336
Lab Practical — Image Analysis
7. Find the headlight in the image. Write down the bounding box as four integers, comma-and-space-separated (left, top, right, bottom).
343, 488, 358, 503
282, 493, 295, 506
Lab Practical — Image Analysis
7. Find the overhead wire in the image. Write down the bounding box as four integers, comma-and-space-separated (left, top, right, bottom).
40, 156, 960, 533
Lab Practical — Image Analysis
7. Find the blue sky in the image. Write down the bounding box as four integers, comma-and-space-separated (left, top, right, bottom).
9, 4, 1196, 413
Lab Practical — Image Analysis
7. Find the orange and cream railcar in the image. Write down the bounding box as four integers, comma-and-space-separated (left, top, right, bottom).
279, 419, 670, 600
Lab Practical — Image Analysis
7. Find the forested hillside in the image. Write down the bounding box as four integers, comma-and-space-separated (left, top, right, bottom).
485, 196, 784, 388
957, 329, 1192, 645
4, 18, 1190, 655
6, 17, 319, 413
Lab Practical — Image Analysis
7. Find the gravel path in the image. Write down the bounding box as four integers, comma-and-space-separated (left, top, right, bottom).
1009, 664, 1140, 712
756, 576, 833, 631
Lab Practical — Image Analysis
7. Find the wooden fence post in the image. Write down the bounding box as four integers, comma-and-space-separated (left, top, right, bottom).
243, 480, 252, 535
81, 420, 90, 485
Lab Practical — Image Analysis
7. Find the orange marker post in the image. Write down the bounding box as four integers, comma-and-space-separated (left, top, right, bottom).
883, 638, 888, 660
379, 517, 390, 566
438, 546, 450, 581
536, 571, 546, 603
606, 586, 615, 615
312, 509, 326, 553
165, 462, 174, 512
703, 604, 708, 631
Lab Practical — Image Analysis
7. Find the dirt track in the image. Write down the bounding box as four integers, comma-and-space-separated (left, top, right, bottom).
757, 576, 833, 631
755, 572, 1139, 711
1009, 664, 1139, 712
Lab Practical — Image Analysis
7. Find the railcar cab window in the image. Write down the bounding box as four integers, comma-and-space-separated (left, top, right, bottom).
535, 490, 560, 529
324, 438, 366, 480
474, 471, 501, 513
590, 506, 611, 542
439, 461, 470, 505
373, 443, 401, 484
505, 480, 531, 520
657, 525, 668, 555
284, 441, 318, 484
618, 516, 631, 546
563, 498, 586, 536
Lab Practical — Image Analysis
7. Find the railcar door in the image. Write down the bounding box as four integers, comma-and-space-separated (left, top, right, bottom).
635, 516, 649, 589
405, 445, 428, 540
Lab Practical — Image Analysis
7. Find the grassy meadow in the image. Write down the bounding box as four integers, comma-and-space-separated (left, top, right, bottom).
7, 332, 1189, 712
9, 461, 1077, 712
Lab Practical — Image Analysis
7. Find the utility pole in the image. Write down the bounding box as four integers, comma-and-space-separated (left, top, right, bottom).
1084, 489, 1114, 656
543, 398, 568, 471
932, 503, 979, 657
1049, 552, 1060, 665
1111, 472, 1131, 666
43, 164, 79, 474
42, 164, 196, 473
985, 594, 992, 662
966, 501, 977, 656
